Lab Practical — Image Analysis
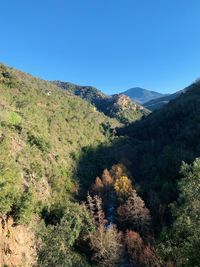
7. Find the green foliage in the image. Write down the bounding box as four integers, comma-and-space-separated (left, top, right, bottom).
0, 63, 118, 218
38, 202, 94, 267
0, 64, 121, 265
2, 63, 200, 266
0, 137, 22, 213
0, 111, 22, 127
116, 81, 200, 229
54, 81, 149, 124
0, 163, 22, 213
158, 158, 200, 266
27, 133, 51, 152
13, 188, 41, 224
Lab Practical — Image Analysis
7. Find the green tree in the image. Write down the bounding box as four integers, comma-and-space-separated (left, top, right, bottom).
158, 158, 200, 266
0, 138, 22, 214
38, 202, 94, 267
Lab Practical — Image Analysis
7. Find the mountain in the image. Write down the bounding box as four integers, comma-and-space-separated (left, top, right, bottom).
53, 81, 107, 103
0, 63, 121, 266
144, 88, 187, 111
121, 87, 167, 104
53, 81, 150, 124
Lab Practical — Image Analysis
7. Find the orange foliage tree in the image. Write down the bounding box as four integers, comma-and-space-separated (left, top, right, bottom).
125, 230, 160, 267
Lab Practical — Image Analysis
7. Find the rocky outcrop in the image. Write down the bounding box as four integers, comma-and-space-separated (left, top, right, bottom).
0, 215, 37, 267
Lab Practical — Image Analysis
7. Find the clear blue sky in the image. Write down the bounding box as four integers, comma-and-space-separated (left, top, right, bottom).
1, 0, 200, 94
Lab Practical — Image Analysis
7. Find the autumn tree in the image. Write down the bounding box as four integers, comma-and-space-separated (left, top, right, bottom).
126, 231, 160, 267
89, 225, 122, 267
86, 194, 106, 226
92, 169, 114, 196
114, 175, 132, 202
102, 168, 114, 191
111, 163, 130, 181
86, 194, 122, 267
117, 189, 151, 235
91, 176, 104, 195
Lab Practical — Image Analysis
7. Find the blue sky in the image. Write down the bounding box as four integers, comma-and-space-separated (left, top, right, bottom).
1, 0, 200, 94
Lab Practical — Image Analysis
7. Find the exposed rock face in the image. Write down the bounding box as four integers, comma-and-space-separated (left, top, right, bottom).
53, 80, 149, 123
0, 215, 37, 267
111, 94, 145, 111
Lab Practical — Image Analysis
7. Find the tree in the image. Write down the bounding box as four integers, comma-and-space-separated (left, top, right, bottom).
91, 176, 104, 195
89, 224, 122, 267
0, 138, 22, 214
158, 158, 200, 266
114, 175, 132, 201
126, 231, 160, 267
91, 169, 114, 196
86, 194, 122, 267
111, 163, 130, 181
38, 202, 94, 267
102, 169, 114, 191
117, 189, 151, 235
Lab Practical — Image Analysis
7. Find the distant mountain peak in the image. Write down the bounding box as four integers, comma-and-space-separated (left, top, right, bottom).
121, 87, 167, 104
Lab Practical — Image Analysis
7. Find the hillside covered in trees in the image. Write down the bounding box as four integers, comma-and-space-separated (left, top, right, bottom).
53, 81, 149, 124
0, 63, 200, 267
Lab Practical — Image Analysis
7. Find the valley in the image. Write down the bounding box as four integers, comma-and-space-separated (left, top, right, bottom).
0, 63, 200, 266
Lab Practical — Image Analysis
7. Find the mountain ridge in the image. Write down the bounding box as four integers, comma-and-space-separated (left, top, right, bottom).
53, 81, 150, 124
144, 87, 188, 110
121, 87, 167, 104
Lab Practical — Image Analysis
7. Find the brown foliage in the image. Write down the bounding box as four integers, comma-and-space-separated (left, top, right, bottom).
111, 163, 130, 180
117, 189, 151, 235
91, 169, 114, 196
89, 225, 122, 267
91, 176, 104, 195
86, 194, 122, 267
86, 194, 106, 227
125, 230, 160, 267
102, 169, 114, 189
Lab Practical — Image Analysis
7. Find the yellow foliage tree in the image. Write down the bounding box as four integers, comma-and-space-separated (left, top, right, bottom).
114, 175, 132, 200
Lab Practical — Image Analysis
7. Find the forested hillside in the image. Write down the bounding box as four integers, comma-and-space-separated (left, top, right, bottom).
75, 79, 200, 266
116, 80, 200, 266
144, 88, 188, 111
53, 81, 149, 124
0, 63, 200, 267
0, 64, 120, 266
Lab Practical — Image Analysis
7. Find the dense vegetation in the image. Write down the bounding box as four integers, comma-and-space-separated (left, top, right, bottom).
53, 80, 149, 124
0, 63, 121, 265
116, 81, 200, 265
0, 63, 200, 266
